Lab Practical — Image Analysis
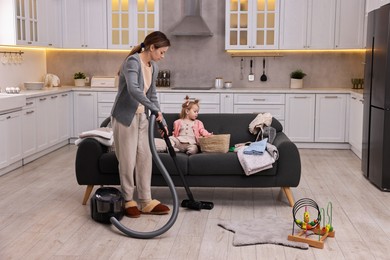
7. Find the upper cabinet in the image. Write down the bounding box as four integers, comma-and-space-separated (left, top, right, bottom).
0, 0, 47, 46
42, 0, 63, 47
335, 0, 365, 49
280, 0, 337, 49
280, 0, 366, 50
62, 0, 107, 49
225, 0, 280, 50
107, 0, 160, 49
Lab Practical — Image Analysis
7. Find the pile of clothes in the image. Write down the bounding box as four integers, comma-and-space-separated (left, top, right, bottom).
235, 113, 279, 176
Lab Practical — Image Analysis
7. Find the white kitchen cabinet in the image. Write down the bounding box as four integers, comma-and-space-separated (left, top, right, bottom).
107, 0, 160, 49
233, 93, 285, 124
42, 0, 62, 47
280, 0, 336, 49
159, 93, 220, 114
221, 93, 234, 113
335, 0, 365, 49
58, 93, 71, 142
0, 110, 22, 169
47, 94, 60, 146
97, 92, 117, 126
0, 0, 47, 46
62, 0, 107, 49
36, 95, 50, 151
22, 98, 37, 158
315, 94, 347, 142
225, 0, 280, 50
349, 93, 364, 158
73, 91, 97, 137
285, 94, 315, 142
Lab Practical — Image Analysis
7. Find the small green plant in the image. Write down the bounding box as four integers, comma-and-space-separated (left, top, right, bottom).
290, 69, 307, 79
74, 72, 86, 79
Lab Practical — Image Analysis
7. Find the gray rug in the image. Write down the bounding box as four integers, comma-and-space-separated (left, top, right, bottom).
218, 218, 309, 249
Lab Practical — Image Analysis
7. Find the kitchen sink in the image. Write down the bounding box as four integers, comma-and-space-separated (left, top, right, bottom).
0, 93, 26, 113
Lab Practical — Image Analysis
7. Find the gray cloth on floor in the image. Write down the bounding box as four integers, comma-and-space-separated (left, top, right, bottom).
218, 218, 309, 249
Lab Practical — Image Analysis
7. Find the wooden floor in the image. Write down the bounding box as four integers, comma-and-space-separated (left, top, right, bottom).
1, 145, 390, 260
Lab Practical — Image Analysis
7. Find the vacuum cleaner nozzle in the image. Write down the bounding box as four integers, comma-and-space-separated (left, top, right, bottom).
181, 199, 214, 210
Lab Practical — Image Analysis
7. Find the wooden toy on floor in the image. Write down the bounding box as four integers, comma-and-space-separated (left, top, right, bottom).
287, 198, 335, 249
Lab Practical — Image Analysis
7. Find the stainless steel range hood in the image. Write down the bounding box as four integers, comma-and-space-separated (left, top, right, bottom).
171, 0, 213, 36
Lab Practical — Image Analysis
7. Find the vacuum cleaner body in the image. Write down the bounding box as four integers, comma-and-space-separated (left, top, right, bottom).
90, 187, 125, 224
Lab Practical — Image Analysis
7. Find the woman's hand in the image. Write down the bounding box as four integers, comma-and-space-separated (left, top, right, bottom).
156, 111, 163, 122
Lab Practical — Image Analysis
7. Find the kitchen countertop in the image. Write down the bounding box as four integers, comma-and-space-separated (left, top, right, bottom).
1, 86, 364, 112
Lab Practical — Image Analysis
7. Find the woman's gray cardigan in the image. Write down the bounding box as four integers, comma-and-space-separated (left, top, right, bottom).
111, 53, 161, 126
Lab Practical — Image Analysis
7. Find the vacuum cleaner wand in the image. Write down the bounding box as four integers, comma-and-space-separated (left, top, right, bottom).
156, 120, 214, 211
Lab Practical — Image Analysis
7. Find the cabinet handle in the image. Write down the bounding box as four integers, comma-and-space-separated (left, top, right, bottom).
359, 99, 364, 104
26, 110, 34, 114
78, 93, 92, 96
6, 116, 11, 119
253, 98, 266, 101
26, 102, 34, 105
51, 95, 58, 99
324, 96, 338, 99
351, 97, 357, 100
294, 96, 308, 99
39, 97, 47, 101
62, 94, 68, 97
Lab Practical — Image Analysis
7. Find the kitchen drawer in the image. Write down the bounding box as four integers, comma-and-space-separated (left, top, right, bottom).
160, 93, 220, 104
160, 103, 220, 114
98, 102, 114, 118
234, 105, 285, 120
97, 92, 117, 102
234, 94, 285, 104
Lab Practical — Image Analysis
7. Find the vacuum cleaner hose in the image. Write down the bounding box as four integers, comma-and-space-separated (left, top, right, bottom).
110, 112, 179, 239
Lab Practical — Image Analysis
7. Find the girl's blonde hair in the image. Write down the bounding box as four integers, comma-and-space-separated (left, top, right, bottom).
180, 95, 199, 119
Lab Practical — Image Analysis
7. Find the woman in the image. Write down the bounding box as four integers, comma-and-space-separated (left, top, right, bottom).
111, 31, 170, 218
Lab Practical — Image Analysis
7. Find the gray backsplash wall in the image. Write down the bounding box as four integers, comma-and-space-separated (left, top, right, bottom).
46, 0, 365, 89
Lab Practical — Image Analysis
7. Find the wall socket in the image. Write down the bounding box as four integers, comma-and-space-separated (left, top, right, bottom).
85, 77, 90, 83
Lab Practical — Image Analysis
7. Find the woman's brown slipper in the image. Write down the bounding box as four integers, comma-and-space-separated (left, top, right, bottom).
141, 199, 170, 215
125, 201, 141, 218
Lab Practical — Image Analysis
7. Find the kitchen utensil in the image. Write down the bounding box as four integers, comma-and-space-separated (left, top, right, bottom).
260, 58, 267, 82
248, 58, 254, 81
215, 77, 224, 89
224, 81, 232, 88
240, 58, 244, 80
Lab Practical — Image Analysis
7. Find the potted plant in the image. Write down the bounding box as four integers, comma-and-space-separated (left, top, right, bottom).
290, 69, 306, 89
74, 72, 86, 87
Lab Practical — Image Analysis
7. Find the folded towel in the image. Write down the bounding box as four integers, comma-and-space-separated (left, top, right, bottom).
79, 127, 113, 140
237, 146, 275, 176
75, 136, 113, 147
243, 138, 268, 155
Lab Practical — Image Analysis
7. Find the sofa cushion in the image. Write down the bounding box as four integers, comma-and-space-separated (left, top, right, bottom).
152, 153, 189, 176
188, 152, 277, 176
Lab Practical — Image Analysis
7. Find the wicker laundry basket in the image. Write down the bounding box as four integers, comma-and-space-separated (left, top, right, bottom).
198, 134, 231, 153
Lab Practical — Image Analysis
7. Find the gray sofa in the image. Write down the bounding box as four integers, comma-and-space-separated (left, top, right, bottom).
75, 113, 301, 206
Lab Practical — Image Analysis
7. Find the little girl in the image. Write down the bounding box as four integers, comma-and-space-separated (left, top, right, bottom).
170, 96, 212, 155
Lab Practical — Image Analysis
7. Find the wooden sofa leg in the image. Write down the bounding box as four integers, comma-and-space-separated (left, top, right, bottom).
281, 187, 295, 207
82, 185, 94, 205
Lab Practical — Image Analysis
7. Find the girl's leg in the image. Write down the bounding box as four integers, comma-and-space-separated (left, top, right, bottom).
186, 144, 199, 155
